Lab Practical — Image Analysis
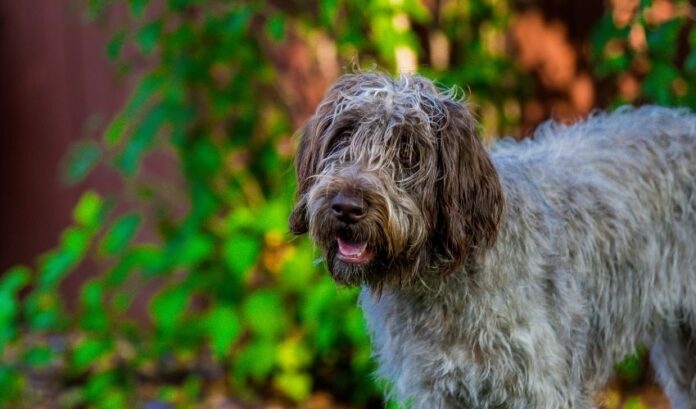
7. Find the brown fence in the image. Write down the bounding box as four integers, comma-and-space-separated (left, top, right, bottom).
0, 0, 127, 272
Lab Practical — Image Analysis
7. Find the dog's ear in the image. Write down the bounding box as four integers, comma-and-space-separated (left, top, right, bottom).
436, 99, 504, 264
289, 120, 318, 235
290, 75, 362, 235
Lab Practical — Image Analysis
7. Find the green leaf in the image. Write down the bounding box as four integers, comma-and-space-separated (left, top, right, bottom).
174, 233, 215, 267
115, 104, 167, 176
242, 291, 287, 339
23, 345, 54, 368
128, 0, 148, 18
80, 281, 108, 332
151, 285, 189, 332
73, 191, 104, 229
642, 62, 679, 104
615, 350, 645, 383
72, 338, 110, 372
223, 233, 260, 278
0, 366, 23, 401
266, 14, 286, 41
123, 73, 163, 118
226, 6, 253, 36
138, 21, 161, 55
25, 291, 63, 330
320, 0, 339, 27
39, 250, 77, 288
233, 339, 277, 381
106, 30, 126, 61
106, 244, 162, 285
188, 138, 222, 177
345, 308, 369, 344
100, 214, 141, 256
104, 113, 127, 146
590, 14, 629, 59
205, 305, 241, 359
0, 266, 30, 294
273, 371, 312, 402
686, 51, 696, 72
647, 19, 683, 61
0, 267, 24, 346
61, 227, 91, 260
276, 337, 312, 371
62, 140, 102, 184
280, 241, 316, 290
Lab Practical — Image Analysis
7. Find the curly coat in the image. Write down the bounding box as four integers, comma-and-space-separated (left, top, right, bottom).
290, 72, 696, 409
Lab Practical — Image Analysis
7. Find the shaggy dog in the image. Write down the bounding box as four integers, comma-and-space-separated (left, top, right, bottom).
289, 72, 696, 409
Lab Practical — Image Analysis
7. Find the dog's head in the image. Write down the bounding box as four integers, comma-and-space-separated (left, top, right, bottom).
289, 72, 504, 288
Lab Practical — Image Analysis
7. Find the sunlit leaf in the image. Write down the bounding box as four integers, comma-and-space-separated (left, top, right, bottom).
104, 113, 127, 146
273, 371, 312, 402
276, 337, 312, 371
280, 242, 316, 290
73, 191, 104, 229
64, 227, 92, 258
242, 291, 286, 339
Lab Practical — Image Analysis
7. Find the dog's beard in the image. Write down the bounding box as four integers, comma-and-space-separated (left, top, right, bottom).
310, 211, 389, 287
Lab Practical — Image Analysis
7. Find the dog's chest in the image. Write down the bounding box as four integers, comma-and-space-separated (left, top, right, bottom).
358, 288, 489, 394
358, 285, 573, 408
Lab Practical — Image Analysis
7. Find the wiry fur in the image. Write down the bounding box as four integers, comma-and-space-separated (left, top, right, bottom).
290, 72, 696, 408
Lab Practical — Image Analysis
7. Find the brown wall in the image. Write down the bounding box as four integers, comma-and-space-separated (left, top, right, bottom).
0, 1, 127, 271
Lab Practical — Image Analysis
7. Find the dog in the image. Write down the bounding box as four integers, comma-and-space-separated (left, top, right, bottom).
288, 71, 696, 409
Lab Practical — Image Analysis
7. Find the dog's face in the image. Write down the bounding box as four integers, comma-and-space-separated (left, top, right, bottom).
289, 73, 504, 288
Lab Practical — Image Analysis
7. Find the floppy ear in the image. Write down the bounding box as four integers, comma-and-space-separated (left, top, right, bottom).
289, 74, 366, 235
436, 99, 504, 264
289, 119, 319, 235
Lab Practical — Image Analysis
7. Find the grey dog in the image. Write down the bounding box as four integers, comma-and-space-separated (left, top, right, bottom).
289, 72, 696, 409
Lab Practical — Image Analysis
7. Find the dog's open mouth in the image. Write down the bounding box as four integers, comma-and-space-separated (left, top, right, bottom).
337, 238, 374, 264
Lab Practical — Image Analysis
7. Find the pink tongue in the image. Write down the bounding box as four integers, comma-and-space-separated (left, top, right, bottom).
337, 238, 367, 256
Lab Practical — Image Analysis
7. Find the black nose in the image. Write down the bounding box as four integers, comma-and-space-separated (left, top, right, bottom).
331, 192, 366, 224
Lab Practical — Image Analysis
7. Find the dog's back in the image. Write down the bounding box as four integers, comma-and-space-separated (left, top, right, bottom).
489, 106, 696, 407
361, 106, 696, 409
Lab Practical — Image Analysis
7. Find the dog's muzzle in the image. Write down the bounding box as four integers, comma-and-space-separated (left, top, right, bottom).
331, 191, 374, 264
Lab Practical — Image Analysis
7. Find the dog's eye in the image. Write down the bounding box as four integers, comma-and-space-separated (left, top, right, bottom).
398, 142, 419, 168
328, 130, 352, 155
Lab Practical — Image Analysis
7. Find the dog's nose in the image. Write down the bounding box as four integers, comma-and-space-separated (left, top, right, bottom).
331, 192, 366, 224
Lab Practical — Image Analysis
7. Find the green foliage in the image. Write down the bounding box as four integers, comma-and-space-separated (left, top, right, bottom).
4, 0, 696, 407
591, 1, 696, 107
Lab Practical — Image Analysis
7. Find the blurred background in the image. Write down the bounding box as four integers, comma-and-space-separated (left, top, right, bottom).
1, 0, 695, 407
